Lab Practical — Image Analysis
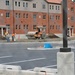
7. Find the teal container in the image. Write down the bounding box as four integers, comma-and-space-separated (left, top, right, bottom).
44, 43, 53, 48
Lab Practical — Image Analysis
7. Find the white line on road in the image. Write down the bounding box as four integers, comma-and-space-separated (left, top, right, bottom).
2, 57, 46, 65
0, 56, 12, 59
44, 65, 57, 68
27, 65, 57, 70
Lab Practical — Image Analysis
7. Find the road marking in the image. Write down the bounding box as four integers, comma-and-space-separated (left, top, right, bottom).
0, 56, 12, 59
27, 47, 59, 50
27, 65, 57, 70
2, 58, 46, 65
44, 65, 57, 68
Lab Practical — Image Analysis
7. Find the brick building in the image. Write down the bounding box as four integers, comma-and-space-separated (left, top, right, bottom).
0, 0, 74, 39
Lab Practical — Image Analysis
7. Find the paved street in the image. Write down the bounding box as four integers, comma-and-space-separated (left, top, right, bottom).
0, 40, 74, 70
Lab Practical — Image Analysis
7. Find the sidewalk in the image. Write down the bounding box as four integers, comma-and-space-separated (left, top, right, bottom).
0, 37, 75, 43
16, 37, 75, 42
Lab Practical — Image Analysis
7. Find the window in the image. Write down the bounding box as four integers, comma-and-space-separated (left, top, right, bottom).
58, 6, 60, 10
56, 6, 57, 10
33, 25, 36, 29
6, 24, 10, 29
6, 12, 10, 17
19, 13, 20, 18
26, 25, 28, 29
50, 15, 54, 20
43, 25, 46, 28
50, 25, 54, 29
42, 4, 46, 9
71, 7, 74, 12
18, 2, 20, 7
19, 25, 21, 29
16, 25, 18, 29
26, 14, 28, 18
23, 2, 25, 7
43, 15, 46, 19
15, 13, 18, 18
71, 16, 74, 21
23, 25, 25, 29
56, 25, 60, 30
33, 3, 36, 8
50, 5, 51, 9
52, 5, 54, 10
33, 14, 37, 19
15, 1, 17, 6
58, 16, 60, 20
23, 13, 25, 18
6, 0, 9, 5
26, 3, 28, 7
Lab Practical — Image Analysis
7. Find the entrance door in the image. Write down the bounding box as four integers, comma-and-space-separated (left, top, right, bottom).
3, 28, 6, 35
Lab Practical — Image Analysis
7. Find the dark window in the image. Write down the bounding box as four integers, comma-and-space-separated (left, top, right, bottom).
50, 15, 54, 20
6, 12, 10, 17
56, 25, 60, 30
43, 15, 46, 19
16, 25, 18, 29
18, 2, 20, 7
15, 1, 17, 6
23, 25, 25, 29
58, 6, 60, 10
6, 24, 10, 29
71, 16, 74, 21
50, 5, 51, 9
33, 25, 36, 29
26, 25, 28, 29
50, 25, 54, 29
33, 3, 36, 8
52, 5, 54, 9
23, 13, 25, 18
26, 14, 28, 18
71, 7, 74, 12
6, 0, 9, 5
26, 3, 28, 7
19, 25, 21, 29
23, 2, 25, 7
33, 14, 37, 19
15, 13, 18, 18
19, 13, 20, 18
56, 6, 57, 10
42, 4, 45, 9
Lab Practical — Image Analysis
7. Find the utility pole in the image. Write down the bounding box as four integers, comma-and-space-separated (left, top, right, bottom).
57, 0, 74, 75
60, 0, 71, 52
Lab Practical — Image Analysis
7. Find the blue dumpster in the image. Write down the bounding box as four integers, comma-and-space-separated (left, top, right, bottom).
44, 43, 53, 48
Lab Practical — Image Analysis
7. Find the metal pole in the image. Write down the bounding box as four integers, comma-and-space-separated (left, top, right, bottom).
60, 0, 71, 52
62, 0, 68, 48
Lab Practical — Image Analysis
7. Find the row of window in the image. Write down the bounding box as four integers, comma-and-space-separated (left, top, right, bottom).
15, 24, 60, 30
5, 12, 75, 21
50, 15, 60, 20
6, 0, 60, 10
50, 5, 60, 10
16, 24, 28, 29
50, 25, 60, 30
6, 12, 61, 20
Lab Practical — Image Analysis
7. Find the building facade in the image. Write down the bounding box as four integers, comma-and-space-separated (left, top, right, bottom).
0, 0, 74, 39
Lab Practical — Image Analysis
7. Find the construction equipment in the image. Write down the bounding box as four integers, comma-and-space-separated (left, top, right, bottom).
26, 26, 46, 39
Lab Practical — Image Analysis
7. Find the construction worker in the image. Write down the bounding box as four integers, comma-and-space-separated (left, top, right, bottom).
12, 33, 15, 41
5, 32, 10, 42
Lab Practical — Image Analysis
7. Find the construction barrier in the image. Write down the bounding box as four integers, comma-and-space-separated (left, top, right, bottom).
0, 64, 57, 75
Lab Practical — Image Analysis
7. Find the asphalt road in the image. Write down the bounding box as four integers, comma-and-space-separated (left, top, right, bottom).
0, 40, 75, 70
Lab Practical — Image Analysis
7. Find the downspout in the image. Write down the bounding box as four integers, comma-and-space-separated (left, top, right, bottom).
12, 0, 15, 34
47, 2, 50, 35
